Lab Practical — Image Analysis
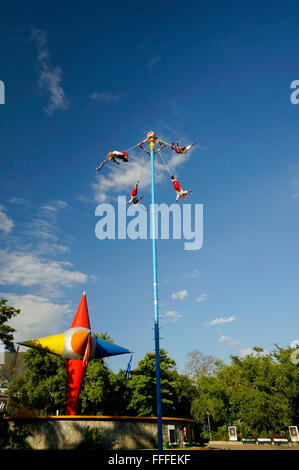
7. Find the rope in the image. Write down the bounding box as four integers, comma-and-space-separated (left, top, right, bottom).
158, 139, 172, 147
157, 149, 173, 177
124, 137, 172, 154
137, 152, 147, 181
138, 143, 150, 156
124, 142, 142, 153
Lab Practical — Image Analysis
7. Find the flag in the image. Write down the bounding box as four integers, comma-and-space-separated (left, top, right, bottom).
124, 354, 133, 381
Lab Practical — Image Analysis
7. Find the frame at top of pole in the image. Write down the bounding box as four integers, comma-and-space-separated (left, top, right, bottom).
138, 131, 167, 155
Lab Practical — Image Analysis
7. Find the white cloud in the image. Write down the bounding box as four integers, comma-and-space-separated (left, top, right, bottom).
0, 206, 14, 233
241, 348, 268, 357
196, 292, 210, 302
218, 335, 240, 348
90, 91, 125, 104
42, 200, 68, 212
26, 217, 59, 243
35, 242, 70, 255
32, 27, 68, 115
32, 28, 49, 62
163, 311, 182, 322
182, 269, 199, 278
9, 197, 26, 205
0, 250, 87, 289
2, 293, 72, 342
145, 56, 161, 69
290, 339, 299, 348
171, 289, 188, 301
208, 316, 235, 326
39, 66, 68, 115
77, 194, 93, 203
26, 201, 67, 244
0, 200, 85, 298
4, 200, 70, 254
90, 274, 99, 283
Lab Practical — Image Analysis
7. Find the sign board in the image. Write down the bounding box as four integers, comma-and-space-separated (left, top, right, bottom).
183, 425, 189, 443
168, 424, 177, 445
228, 426, 238, 441
289, 426, 299, 442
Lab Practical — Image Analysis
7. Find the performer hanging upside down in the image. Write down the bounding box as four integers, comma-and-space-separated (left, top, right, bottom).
96, 151, 128, 172
171, 176, 192, 203
171, 142, 196, 154
126, 180, 144, 205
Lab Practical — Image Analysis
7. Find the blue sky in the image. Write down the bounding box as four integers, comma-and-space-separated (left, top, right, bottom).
0, 0, 298, 373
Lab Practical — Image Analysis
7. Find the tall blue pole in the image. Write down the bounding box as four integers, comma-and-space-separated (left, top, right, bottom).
149, 134, 163, 451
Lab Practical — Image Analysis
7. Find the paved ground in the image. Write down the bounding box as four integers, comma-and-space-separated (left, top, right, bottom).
207, 442, 299, 451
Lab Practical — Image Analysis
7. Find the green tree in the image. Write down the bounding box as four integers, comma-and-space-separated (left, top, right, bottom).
272, 344, 299, 423
191, 375, 228, 426
78, 362, 132, 416
127, 349, 178, 417
97, 332, 114, 343
172, 373, 197, 418
191, 346, 297, 436
0, 298, 20, 353
7, 349, 66, 415
105, 369, 132, 416
80, 360, 111, 414
219, 351, 291, 433
6, 376, 28, 416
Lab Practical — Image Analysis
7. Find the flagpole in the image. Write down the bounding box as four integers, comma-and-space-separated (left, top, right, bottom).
149, 132, 163, 451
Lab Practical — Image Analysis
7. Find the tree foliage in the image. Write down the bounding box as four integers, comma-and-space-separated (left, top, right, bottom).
80, 360, 111, 414
171, 372, 197, 418
7, 349, 66, 415
191, 346, 298, 436
6, 339, 296, 438
0, 298, 20, 353
129, 349, 191, 416
184, 350, 219, 382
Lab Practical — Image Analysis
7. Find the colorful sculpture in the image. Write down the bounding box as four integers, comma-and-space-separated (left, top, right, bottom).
19, 292, 130, 415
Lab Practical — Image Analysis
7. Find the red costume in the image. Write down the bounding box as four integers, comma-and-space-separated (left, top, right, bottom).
171, 176, 191, 203
172, 179, 181, 192
131, 186, 137, 198
126, 180, 144, 206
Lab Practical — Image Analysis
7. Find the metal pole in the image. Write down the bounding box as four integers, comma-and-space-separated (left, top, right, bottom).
149, 134, 163, 451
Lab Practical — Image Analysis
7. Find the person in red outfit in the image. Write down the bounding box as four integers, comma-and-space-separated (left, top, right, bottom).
171, 142, 196, 154
96, 150, 128, 172
126, 180, 144, 206
171, 176, 192, 203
